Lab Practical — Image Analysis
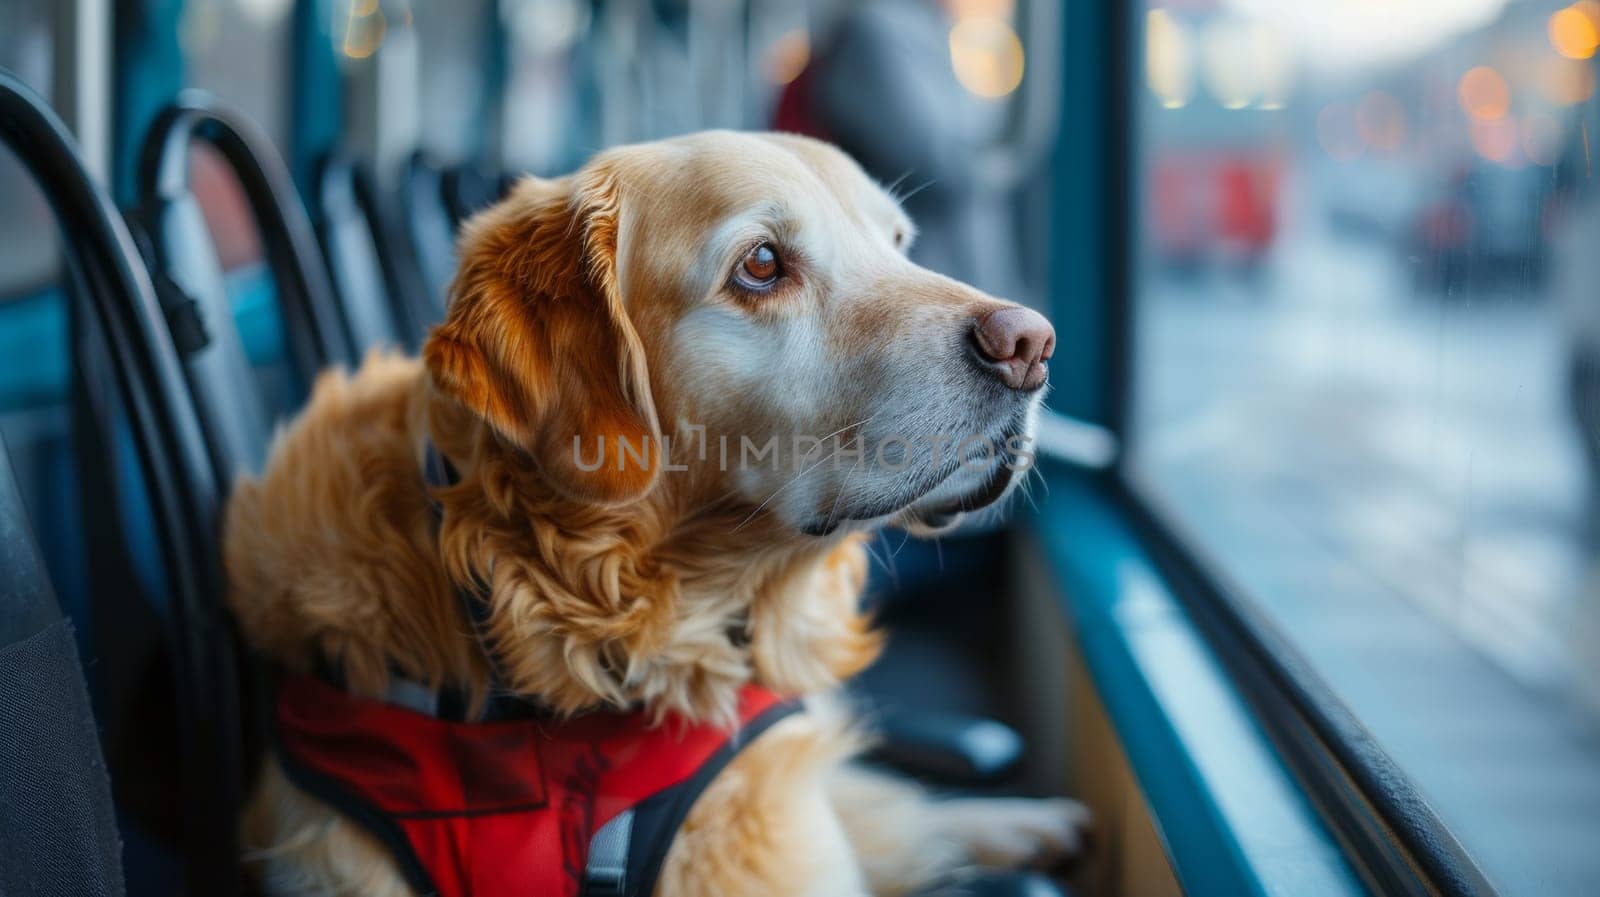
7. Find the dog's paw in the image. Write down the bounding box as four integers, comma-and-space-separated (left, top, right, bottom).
937, 797, 1092, 870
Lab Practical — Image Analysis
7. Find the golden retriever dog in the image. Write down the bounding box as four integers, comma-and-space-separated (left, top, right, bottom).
225, 131, 1086, 896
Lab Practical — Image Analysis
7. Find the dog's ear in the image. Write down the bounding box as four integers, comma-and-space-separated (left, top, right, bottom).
424, 169, 662, 504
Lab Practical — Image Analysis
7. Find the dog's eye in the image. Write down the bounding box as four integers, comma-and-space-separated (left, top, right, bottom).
733, 243, 782, 291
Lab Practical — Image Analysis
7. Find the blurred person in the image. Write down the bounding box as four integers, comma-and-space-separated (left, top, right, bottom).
1553, 94, 1600, 548
1551, 85, 1600, 719
776, 0, 1021, 299
1558, 201, 1600, 541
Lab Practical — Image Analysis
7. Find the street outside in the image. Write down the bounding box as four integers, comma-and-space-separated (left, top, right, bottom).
1139, 190, 1591, 694
1132, 168, 1600, 895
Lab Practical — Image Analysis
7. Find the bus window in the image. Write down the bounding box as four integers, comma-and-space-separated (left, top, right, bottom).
413, 0, 497, 165
176, 0, 296, 272
179, 0, 291, 145
0, 0, 58, 297
501, 0, 595, 174
778, 0, 1047, 305
1131, 3, 1600, 894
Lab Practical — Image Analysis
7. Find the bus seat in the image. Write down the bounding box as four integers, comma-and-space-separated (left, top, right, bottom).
122, 196, 272, 481
315, 152, 435, 350
402, 150, 457, 314
0, 429, 126, 897
135, 91, 353, 409
2, 70, 248, 894
442, 160, 515, 225
311, 153, 402, 352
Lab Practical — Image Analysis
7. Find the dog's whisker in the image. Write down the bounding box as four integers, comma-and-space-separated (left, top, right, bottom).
872, 529, 901, 588
822, 455, 866, 531
896, 177, 937, 204
730, 416, 876, 533
731, 444, 845, 533
885, 169, 914, 195
890, 527, 913, 560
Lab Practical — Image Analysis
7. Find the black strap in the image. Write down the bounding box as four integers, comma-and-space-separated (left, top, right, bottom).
603, 699, 802, 897
421, 441, 551, 722
422, 441, 494, 641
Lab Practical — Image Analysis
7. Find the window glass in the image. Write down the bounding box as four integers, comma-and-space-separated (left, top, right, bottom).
1132, 2, 1600, 894
178, 0, 295, 273
179, 0, 292, 146
0, 0, 59, 298
413, 0, 495, 164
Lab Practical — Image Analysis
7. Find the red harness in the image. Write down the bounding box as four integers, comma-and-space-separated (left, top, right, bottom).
274, 674, 797, 897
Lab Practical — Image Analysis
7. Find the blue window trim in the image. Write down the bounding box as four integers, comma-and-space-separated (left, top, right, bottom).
1046, 0, 1132, 427
1032, 465, 1368, 897
291, 0, 342, 195
112, 0, 183, 204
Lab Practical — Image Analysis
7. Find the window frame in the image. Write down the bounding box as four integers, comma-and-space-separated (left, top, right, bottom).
1038, 2, 1504, 895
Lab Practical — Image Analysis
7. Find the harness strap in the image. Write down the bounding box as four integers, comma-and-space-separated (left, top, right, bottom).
420, 440, 543, 721
422, 441, 495, 652
419, 440, 648, 894
583, 810, 634, 897
315, 440, 797, 896
274, 675, 802, 897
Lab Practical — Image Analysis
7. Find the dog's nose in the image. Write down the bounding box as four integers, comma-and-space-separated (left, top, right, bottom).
971, 306, 1055, 391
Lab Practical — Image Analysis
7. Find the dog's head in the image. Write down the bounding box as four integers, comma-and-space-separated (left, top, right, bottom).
426, 131, 1052, 536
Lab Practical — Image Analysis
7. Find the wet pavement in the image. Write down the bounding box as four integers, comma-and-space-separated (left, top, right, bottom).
1132, 212, 1600, 896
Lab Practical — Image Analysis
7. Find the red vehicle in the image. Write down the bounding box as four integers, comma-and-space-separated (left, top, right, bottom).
1151, 148, 1282, 269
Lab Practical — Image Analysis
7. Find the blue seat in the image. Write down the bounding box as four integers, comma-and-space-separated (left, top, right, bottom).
315, 152, 435, 350
1, 70, 247, 895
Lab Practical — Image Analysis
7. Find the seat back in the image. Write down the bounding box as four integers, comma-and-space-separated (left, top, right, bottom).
0, 430, 127, 897
1, 70, 245, 895
402, 151, 457, 316
137, 93, 352, 401
313, 153, 399, 351
127, 183, 273, 479
441, 160, 513, 225
315, 152, 435, 350
134, 92, 357, 485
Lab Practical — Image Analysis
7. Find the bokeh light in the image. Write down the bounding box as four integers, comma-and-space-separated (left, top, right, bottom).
949, 16, 1025, 99
766, 28, 810, 86
947, 0, 1015, 20
1252, 21, 1295, 110
1457, 65, 1510, 120
1549, 4, 1600, 60
1146, 9, 1194, 109
342, 0, 387, 59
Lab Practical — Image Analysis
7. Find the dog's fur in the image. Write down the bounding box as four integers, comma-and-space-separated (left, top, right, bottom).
226, 131, 1086, 896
